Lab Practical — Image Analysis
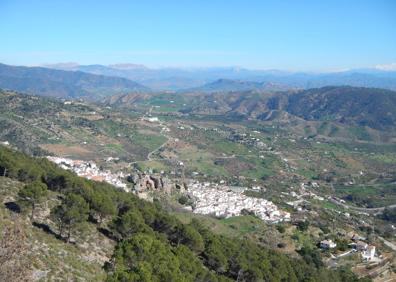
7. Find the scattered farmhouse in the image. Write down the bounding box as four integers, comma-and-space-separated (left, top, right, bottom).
361, 245, 376, 261
320, 239, 337, 249
143, 117, 159, 123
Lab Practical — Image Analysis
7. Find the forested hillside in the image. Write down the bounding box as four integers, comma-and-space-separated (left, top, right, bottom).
0, 145, 369, 281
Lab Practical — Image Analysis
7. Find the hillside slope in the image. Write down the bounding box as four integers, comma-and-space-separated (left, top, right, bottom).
0, 89, 168, 161
0, 177, 112, 281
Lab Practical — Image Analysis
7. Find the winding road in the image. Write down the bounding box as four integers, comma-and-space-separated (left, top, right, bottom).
329, 197, 396, 215
147, 129, 170, 161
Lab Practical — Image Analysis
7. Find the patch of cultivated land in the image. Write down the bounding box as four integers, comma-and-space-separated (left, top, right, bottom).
40, 144, 94, 158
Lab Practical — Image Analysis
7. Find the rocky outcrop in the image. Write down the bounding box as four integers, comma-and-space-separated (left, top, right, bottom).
129, 173, 183, 194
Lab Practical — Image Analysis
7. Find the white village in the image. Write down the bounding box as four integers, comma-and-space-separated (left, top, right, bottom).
186, 181, 291, 223
46, 156, 291, 223
46, 156, 128, 190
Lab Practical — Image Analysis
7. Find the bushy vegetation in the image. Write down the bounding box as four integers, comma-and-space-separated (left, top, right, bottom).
336, 184, 396, 208
381, 207, 396, 223
0, 145, 368, 281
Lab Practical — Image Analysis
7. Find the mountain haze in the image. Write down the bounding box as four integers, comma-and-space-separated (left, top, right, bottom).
187, 79, 292, 93
44, 63, 396, 91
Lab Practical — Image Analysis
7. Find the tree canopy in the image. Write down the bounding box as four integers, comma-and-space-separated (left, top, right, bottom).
18, 180, 48, 220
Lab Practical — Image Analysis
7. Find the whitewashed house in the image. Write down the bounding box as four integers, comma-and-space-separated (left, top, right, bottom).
362, 246, 376, 261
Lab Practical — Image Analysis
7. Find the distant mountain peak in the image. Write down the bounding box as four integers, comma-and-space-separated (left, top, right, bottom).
375, 63, 396, 71
108, 63, 148, 70
189, 78, 291, 93
43, 62, 80, 70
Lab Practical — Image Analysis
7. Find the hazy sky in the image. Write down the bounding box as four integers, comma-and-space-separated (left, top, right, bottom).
0, 0, 395, 70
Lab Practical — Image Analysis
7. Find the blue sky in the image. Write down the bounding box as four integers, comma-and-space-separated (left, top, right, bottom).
0, 0, 395, 70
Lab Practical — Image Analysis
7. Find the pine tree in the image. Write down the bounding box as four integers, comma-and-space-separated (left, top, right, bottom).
18, 180, 48, 220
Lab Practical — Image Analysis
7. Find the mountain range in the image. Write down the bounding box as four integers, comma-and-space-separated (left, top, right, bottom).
185, 86, 396, 130
44, 62, 396, 91
1, 62, 396, 99
107, 86, 396, 132
0, 63, 149, 100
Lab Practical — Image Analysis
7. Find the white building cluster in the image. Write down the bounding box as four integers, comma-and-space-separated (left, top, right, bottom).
46, 156, 128, 190
187, 181, 290, 223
